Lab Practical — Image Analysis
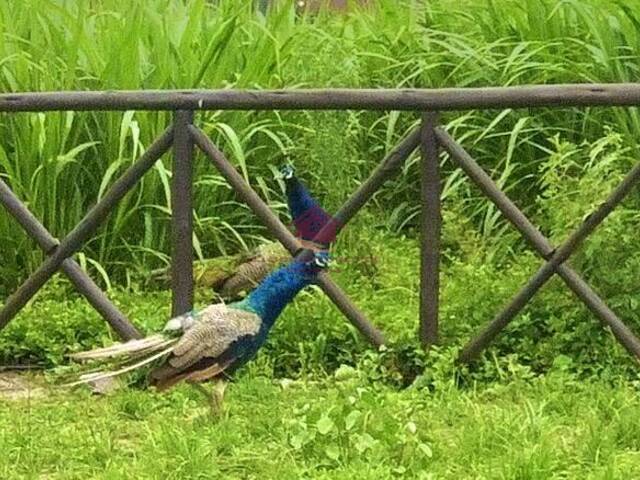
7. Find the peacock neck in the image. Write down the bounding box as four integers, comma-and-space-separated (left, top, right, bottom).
240, 261, 313, 327
286, 177, 316, 218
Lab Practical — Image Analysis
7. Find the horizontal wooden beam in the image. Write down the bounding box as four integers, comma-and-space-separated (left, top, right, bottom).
1, 84, 640, 112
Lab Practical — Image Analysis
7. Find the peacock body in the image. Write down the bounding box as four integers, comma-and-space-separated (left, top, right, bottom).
70, 250, 330, 403
147, 242, 290, 300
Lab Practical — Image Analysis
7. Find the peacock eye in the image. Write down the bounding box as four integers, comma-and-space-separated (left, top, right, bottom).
313, 253, 330, 267
280, 164, 295, 179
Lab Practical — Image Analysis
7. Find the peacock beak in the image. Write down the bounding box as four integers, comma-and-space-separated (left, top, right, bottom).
313, 253, 331, 268
279, 164, 295, 180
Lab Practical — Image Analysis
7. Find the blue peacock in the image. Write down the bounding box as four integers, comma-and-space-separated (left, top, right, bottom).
69, 249, 330, 412
146, 165, 338, 300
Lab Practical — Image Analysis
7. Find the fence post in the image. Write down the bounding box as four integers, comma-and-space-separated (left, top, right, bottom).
171, 111, 195, 317
420, 112, 441, 347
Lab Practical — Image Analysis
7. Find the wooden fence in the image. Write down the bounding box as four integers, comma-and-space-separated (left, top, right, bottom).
1, 84, 640, 364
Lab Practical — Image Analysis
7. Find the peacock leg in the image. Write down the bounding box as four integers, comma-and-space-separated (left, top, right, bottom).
190, 383, 218, 413
212, 380, 227, 414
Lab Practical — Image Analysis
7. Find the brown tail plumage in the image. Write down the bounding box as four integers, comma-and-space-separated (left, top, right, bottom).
64, 335, 179, 388
149, 358, 232, 392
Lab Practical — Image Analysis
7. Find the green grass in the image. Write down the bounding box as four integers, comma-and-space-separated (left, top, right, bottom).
2, 370, 640, 479
2, 0, 640, 290
1, 205, 639, 478
3, 1, 640, 476
3, 230, 640, 378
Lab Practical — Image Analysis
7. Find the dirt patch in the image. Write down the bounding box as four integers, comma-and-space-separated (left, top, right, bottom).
0, 372, 46, 401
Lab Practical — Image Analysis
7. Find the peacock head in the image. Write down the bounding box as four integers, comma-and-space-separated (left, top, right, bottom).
294, 248, 331, 277
279, 164, 295, 180
312, 249, 331, 268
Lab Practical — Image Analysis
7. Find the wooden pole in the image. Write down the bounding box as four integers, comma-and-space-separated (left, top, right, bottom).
0, 128, 173, 331
2, 84, 640, 112
171, 111, 195, 316
0, 178, 141, 339
419, 113, 441, 347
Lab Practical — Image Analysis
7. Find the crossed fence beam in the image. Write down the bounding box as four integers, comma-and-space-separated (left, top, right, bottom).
420, 119, 640, 363
0, 128, 174, 335
0, 178, 142, 339
1, 102, 639, 365
0, 112, 425, 348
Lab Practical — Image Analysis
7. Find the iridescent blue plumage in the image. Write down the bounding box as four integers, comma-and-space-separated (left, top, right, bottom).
280, 165, 338, 246
282, 167, 318, 219
239, 255, 322, 327
210, 252, 328, 375
151, 251, 330, 389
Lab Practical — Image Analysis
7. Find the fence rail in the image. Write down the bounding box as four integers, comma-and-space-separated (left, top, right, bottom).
2, 84, 640, 112
1, 85, 639, 365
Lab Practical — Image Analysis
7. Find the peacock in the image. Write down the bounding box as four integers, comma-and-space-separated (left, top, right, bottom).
68, 249, 331, 413
147, 165, 336, 300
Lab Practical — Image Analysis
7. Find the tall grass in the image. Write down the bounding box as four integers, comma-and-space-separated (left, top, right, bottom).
1, 0, 640, 291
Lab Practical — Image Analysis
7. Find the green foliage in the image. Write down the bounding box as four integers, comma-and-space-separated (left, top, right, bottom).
3, 225, 640, 382
0, 281, 171, 366
2, 371, 640, 478
2, 0, 640, 291
3, 1, 640, 476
